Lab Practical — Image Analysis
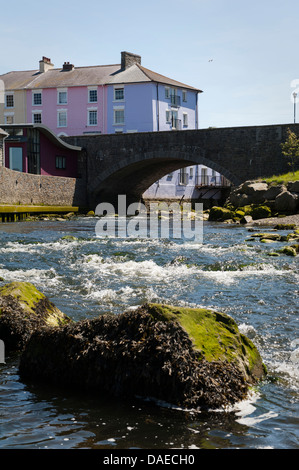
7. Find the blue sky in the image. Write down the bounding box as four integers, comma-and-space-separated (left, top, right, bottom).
1, 0, 299, 128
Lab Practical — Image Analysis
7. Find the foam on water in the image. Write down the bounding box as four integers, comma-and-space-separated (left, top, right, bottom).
0, 266, 60, 288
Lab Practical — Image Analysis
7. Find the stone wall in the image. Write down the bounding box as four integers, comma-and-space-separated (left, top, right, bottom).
0, 166, 87, 207
0, 138, 3, 167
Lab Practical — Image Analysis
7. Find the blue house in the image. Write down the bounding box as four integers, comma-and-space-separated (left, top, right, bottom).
107, 52, 229, 201
106, 52, 200, 134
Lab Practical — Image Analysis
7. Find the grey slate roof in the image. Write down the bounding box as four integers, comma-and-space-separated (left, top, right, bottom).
0, 62, 202, 92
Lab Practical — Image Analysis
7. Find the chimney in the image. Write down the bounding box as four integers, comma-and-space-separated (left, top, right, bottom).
121, 51, 141, 70
62, 61, 75, 71
39, 56, 54, 73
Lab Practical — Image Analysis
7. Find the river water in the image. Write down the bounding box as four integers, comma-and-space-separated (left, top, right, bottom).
0, 214, 298, 450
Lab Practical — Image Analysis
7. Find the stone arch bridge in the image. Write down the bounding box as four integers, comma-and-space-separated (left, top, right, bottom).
65, 124, 296, 208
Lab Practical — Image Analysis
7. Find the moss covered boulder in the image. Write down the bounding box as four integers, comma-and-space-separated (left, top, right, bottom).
277, 246, 298, 257
251, 205, 272, 220
19, 303, 266, 410
0, 282, 72, 353
208, 206, 234, 221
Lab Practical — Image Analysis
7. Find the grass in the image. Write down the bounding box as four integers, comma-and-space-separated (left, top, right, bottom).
261, 170, 299, 185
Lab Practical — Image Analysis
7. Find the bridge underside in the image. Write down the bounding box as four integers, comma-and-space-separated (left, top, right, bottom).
90, 156, 237, 208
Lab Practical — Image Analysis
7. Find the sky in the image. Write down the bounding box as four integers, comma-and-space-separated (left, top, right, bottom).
1, 0, 299, 129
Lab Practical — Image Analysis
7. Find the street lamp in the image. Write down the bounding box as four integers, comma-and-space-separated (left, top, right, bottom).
293, 91, 297, 123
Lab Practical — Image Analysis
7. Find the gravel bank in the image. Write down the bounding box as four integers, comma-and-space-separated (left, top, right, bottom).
251, 213, 299, 227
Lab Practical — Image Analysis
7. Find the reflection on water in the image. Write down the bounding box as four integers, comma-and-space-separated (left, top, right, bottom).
0, 217, 298, 449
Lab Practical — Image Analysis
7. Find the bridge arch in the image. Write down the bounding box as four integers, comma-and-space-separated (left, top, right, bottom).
90, 149, 240, 206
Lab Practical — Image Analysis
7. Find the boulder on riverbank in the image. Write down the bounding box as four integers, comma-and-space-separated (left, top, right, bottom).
0, 282, 72, 352
19, 303, 266, 410
226, 180, 299, 215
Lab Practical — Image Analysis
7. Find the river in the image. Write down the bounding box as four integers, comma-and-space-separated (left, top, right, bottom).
0, 214, 298, 450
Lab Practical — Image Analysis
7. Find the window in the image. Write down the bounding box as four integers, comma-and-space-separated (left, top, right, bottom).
33, 92, 42, 106
27, 128, 40, 174
183, 113, 188, 127
5, 94, 14, 108
169, 88, 180, 106
4, 114, 14, 124
88, 109, 98, 126
166, 110, 180, 129
33, 112, 42, 124
182, 90, 187, 102
189, 167, 194, 178
179, 168, 188, 185
165, 87, 170, 99
9, 147, 23, 172
58, 89, 68, 104
114, 107, 125, 125
114, 87, 124, 101
89, 89, 97, 103
57, 110, 67, 127
56, 156, 66, 169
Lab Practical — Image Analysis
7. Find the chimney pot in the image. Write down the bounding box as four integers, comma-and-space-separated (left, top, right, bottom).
63, 61, 74, 71
39, 56, 54, 73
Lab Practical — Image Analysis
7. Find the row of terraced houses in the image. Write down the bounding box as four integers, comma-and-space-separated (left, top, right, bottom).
0, 51, 228, 201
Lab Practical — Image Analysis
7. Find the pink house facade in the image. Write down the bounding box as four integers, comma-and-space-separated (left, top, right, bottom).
27, 78, 109, 137
1, 124, 81, 177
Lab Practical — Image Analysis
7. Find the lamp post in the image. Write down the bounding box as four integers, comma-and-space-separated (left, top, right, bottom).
293, 92, 297, 123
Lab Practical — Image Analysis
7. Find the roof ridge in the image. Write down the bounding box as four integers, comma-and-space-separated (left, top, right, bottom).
135, 63, 153, 81
136, 64, 202, 92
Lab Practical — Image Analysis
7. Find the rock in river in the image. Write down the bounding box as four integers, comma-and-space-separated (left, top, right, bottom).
19, 303, 266, 410
0, 281, 72, 352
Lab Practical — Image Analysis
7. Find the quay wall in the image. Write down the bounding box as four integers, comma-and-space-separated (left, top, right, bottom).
0, 166, 87, 207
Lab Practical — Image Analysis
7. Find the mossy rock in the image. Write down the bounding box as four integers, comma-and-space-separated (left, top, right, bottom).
240, 205, 254, 215
251, 232, 281, 241
286, 233, 299, 242
208, 206, 234, 221
19, 303, 266, 410
251, 205, 272, 220
277, 246, 297, 257
146, 304, 266, 383
0, 282, 72, 352
274, 224, 296, 230
61, 235, 78, 241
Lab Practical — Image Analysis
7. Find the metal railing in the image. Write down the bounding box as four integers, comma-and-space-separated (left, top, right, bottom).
172, 118, 181, 130
195, 175, 231, 187
170, 95, 181, 107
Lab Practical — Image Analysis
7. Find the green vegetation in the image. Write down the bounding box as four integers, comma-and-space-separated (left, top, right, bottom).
146, 303, 266, 379
262, 170, 299, 185
0, 281, 72, 326
281, 129, 299, 175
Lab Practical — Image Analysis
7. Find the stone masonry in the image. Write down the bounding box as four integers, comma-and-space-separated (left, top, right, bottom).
65, 124, 297, 208
0, 167, 87, 206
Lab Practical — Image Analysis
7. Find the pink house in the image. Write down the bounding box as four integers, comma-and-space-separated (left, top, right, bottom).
2, 123, 81, 177
26, 58, 119, 137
